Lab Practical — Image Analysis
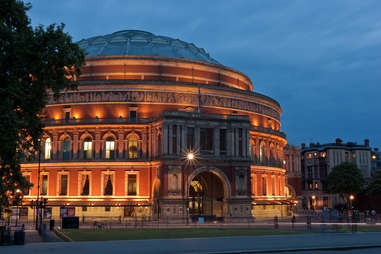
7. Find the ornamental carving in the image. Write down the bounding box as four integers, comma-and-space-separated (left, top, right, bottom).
48, 90, 280, 120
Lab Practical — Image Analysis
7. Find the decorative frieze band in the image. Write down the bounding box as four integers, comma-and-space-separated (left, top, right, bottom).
48, 90, 280, 120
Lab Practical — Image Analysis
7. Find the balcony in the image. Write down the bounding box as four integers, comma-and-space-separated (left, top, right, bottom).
43, 117, 155, 126
251, 126, 286, 139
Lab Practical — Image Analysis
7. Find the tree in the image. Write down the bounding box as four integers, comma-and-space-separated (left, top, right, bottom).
324, 162, 366, 210
367, 171, 381, 196
0, 0, 85, 214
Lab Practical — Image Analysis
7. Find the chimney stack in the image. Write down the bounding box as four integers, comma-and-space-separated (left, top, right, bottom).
301, 143, 305, 149
364, 139, 369, 147
335, 138, 342, 144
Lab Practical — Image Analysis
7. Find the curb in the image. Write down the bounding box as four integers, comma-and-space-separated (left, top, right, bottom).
202, 244, 381, 254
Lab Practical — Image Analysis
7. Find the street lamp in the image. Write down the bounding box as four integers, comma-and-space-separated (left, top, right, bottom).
311, 195, 316, 210
184, 151, 196, 224
187, 152, 195, 161
349, 194, 355, 212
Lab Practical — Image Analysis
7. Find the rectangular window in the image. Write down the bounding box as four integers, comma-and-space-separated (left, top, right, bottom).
129, 111, 137, 121
262, 176, 267, 196
80, 174, 90, 196
128, 174, 137, 196
172, 125, 177, 154
105, 140, 115, 159
200, 128, 213, 152
41, 175, 48, 195
238, 128, 243, 156
105, 206, 111, 212
220, 129, 226, 154
23, 175, 31, 195
60, 175, 68, 196
65, 111, 70, 122
187, 127, 194, 150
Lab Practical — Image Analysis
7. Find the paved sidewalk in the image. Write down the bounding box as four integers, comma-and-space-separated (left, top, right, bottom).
2, 232, 381, 254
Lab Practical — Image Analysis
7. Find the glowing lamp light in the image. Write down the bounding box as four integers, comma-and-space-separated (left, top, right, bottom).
311, 195, 316, 200
187, 152, 195, 160
349, 194, 355, 200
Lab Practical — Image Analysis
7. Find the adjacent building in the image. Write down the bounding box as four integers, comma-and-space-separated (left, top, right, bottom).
283, 144, 302, 205
300, 138, 371, 210
19, 30, 290, 221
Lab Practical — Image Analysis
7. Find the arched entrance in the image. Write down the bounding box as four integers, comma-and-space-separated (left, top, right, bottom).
187, 169, 228, 218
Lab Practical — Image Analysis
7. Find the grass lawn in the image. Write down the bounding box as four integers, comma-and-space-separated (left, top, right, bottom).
61, 227, 304, 241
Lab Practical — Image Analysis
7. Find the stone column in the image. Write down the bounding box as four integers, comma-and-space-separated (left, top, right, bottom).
142, 128, 147, 158
163, 124, 168, 155
168, 124, 173, 155
95, 132, 101, 159
73, 131, 79, 160
52, 133, 58, 160
117, 130, 124, 159
176, 125, 181, 155
181, 125, 186, 152
244, 128, 249, 158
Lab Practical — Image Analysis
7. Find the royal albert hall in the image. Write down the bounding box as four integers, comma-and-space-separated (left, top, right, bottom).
20, 30, 290, 221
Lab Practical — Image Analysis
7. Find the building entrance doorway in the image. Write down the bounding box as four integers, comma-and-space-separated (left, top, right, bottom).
188, 171, 225, 218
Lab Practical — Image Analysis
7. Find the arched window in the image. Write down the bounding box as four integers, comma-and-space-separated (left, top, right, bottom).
44, 138, 51, 160
62, 138, 71, 160
128, 135, 138, 159
105, 138, 115, 159
83, 138, 92, 159
259, 142, 265, 163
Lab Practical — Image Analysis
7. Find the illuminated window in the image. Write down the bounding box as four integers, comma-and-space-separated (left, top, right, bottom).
83, 138, 92, 159
262, 176, 267, 195
260, 143, 265, 163
62, 138, 71, 160
307, 153, 312, 159
128, 136, 138, 159
315, 183, 319, 190
320, 152, 326, 158
105, 138, 115, 159
44, 138, 51, 160
127, 174, 137, 195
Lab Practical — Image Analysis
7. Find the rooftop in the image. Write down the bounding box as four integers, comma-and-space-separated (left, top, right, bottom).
78, 30, 220, 65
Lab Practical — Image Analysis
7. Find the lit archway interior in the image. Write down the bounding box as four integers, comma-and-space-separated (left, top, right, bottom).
188, 171, 225, 218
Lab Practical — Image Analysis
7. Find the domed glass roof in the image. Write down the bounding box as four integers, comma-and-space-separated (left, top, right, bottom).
78, 30, 220, 65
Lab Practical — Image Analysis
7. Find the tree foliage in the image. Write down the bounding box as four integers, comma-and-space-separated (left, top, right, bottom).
367, 171, 381, 196
324, 162, 366, 197
0, 0, 85, 213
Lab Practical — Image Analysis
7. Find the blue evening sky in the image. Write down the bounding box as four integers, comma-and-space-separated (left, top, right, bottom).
26, 0, 381, 149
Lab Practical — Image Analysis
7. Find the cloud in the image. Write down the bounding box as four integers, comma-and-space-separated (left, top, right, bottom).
26, 0, 381, 148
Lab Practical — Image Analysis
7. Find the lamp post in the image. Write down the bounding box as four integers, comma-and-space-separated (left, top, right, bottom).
311, 195, 316, 211
184, 152, 195, 224
349, 194, 355, 216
